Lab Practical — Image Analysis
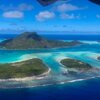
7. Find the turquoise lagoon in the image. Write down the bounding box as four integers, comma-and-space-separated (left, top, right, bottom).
0, 40, 100, 88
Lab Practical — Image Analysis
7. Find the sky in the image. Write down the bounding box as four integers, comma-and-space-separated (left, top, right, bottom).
0, 0, 100, 34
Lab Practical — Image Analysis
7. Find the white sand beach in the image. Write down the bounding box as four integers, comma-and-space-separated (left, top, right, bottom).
0, 68, 51, 82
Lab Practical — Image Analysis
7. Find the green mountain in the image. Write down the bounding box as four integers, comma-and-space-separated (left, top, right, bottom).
0, 32, 81, 49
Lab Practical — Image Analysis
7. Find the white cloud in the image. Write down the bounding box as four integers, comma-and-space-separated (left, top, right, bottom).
36, 11, 55, 21
1, 3, 33, 19
57, 3, 85, 12
3, 11, 24, 18
0, 3, 34, 11
60, 13, 80, 19
96, 14, 100, 18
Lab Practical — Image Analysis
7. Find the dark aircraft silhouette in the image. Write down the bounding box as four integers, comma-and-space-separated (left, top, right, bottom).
89, 0, 100, 5
37, 0, 57, 6
37, 0, 100, 6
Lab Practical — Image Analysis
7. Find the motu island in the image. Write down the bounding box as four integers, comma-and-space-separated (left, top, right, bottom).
60, 58, 92, 72
0, 58, 49, 79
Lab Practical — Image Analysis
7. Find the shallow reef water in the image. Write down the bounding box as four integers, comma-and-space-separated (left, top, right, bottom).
0, 41, 99, 88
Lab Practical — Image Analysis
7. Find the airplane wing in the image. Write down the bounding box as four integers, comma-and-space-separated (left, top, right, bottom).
37, 0, 100, 6
37, 0, 58, 6
89, 0, 100, 5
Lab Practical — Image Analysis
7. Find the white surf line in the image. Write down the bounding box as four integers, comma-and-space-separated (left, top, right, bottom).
2, 75, 100, 89
80, 41, 100, 44
60, 76, 100, 85
0, 68, 51, 82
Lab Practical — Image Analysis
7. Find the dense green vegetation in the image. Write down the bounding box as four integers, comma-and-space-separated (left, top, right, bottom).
0, 59, 48, 79
0, 32, 81, 49
61, 58, 92, 71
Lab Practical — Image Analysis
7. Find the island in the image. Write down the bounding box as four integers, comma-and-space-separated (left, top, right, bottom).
0, 32, 82, 49
0, 58, 49, 79
60, 58, 92, 72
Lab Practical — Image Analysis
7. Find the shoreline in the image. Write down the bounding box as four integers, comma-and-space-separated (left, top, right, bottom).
0, 43, 82, 51
0, 58, 51, 82
0, 68, 51, 82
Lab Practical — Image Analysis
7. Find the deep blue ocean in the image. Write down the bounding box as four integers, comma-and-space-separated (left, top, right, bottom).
0, 34, 100, 40
0, 78, 100, 100
0, 34, 100, 100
